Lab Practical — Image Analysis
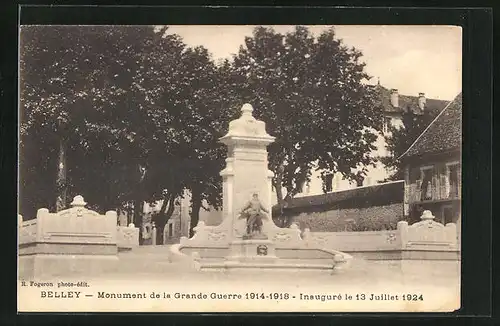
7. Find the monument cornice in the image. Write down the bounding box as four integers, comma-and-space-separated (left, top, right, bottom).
219, 103, 275, 146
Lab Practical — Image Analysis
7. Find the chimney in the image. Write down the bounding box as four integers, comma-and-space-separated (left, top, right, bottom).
418, 92, 426, 110
390, 89, 399, 108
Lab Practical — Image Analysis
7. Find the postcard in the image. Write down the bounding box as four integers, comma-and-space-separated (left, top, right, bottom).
18, 24, 462, 313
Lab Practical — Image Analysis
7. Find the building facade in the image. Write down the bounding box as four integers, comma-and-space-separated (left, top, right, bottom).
118, 189, 221, 244
400, 92, 462, 233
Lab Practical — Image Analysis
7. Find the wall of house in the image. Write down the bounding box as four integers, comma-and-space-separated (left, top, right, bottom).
277, 159, 392, 204
287, 203, 404, 232
162, 191, 225, 243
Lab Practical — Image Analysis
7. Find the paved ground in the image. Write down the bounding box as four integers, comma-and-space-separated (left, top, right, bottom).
19, 247, 461, 313
102, 248, 461, 292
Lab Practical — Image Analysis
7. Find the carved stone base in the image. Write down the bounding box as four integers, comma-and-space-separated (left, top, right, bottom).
242, 233, 268, 240
226, 239, 278, 264
198, 261, 336, 273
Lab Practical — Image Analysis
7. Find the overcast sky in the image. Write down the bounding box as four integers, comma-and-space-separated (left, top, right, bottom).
166, 25, 462, 101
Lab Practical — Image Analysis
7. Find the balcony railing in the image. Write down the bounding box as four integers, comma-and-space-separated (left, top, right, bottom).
407, 183, 461, 203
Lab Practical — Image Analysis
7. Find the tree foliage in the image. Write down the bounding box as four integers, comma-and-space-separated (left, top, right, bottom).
20, 25, 383, 235
19, 26, 228, 238
380, 108, 435, 181
227, 26, 381, 217
152, 45, 233, 237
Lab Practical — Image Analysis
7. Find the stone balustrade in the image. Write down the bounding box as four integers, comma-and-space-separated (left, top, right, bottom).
18, 195, 138, 278
302, 210, 459, 260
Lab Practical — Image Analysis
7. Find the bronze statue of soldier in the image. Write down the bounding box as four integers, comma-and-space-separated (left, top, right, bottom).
239, 193, 269, 239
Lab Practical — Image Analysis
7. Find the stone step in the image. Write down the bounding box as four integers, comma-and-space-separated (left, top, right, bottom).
121, 245, 171, 255
116, 245, 174, 273
117, 257, 172, 274
129, 244, 172, 251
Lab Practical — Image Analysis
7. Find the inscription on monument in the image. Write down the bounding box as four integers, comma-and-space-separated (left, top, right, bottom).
256, 245, 268, 256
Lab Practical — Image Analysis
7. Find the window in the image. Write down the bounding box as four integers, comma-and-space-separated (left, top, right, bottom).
420, 166, 433, 201
443, 205, 454, 225
409, 167, 421, 183
334, 174, 341, 190
382, 117, 391, 134
447, 163, 460, 198
324, 174, 334, 193
168, 223, 173, 238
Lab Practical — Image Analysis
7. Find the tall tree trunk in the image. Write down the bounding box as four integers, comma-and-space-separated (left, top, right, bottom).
189, 187, 202, 238
155, 194, 176, 245
273, 162, 286, 227
133, 198, 144, 245
273, 180, 285, 228
134, 163, 147, 245
55, 139, 67, 212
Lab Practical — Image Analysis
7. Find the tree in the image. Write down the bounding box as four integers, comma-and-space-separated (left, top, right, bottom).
19, 26, 189, 228
380, 108, 435, 181
155, 45, 231, 237
20, 25, 232, 243
227, 26, 381, 226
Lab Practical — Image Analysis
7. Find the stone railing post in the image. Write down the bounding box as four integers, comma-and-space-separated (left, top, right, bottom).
445, 222, 457, 248
152, 222, 157, 246
18, 214, 23, 227
116, 223, 139, 251
106, 210, 118, 226
36, 208, 49, 242
397, 220, 409, 248
301, 228, 311, 243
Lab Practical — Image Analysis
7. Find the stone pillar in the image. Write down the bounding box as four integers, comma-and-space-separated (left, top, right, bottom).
151, 222, 157, 246
219, 104, 276, 239
117, 223, 140, 251
118, 210, 128, 226
403, 166, 410, 217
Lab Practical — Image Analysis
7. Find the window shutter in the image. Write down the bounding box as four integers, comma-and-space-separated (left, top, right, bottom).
457, 167, 462, 197
431, 173, 437, 200
440, 172, 448, 199
416, 179, 422, 201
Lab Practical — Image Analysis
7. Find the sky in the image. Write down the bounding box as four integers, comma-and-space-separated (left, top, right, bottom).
165, 25, 462, 101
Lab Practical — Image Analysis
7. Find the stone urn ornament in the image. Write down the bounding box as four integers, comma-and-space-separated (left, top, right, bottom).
70, 195, 87, 217
420, 210, 437, 227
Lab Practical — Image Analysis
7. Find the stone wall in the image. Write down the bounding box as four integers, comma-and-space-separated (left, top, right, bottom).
292, 203, 403, 232
302, 210, 459, 260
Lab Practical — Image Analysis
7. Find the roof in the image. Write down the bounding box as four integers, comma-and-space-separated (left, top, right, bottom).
372, 84, 449, 116
400, 92, 462, 159
272, 180, 404, 215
